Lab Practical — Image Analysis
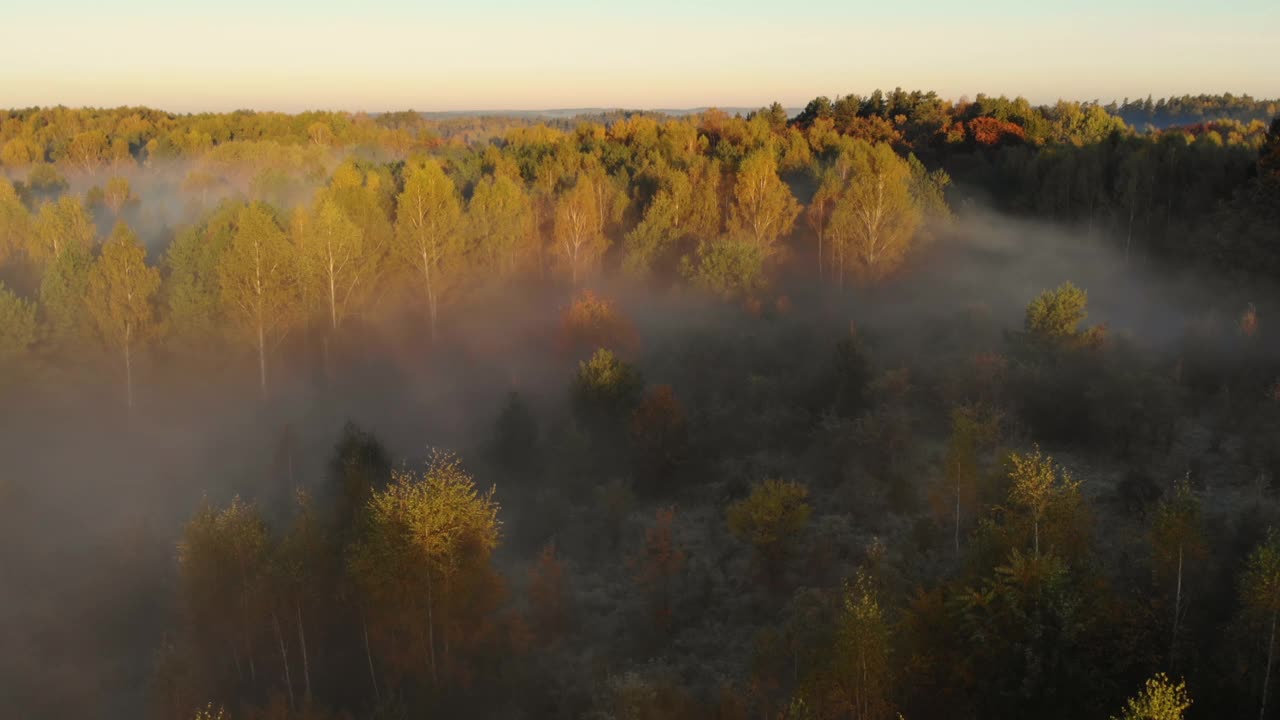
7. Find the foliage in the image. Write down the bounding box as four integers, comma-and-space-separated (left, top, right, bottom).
1111, 673, 1192, 720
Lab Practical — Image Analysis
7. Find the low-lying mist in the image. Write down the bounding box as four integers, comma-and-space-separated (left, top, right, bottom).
1, 204, 1273, 718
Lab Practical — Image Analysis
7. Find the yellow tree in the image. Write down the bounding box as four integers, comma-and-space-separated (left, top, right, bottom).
0, 179, 30, 265
1007, 446, 1080, 557
553, 175, 605, 285
300, 197, 366, 331
392, 159, 464, 341
218, 203, 296, 397
827, 570, 894, 720
86, 222, 160, 411
727, 149, 799, 256
806, 169, 840, 283
347, 452, 500, 687
103, 176, 135, 217
468, 173, 535, 277
30, 194, 95, 263
830, 142, 920, 282
1111, 673, 1191, 720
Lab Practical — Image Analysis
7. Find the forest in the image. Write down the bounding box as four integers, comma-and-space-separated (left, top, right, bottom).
1, 89, 1279, 720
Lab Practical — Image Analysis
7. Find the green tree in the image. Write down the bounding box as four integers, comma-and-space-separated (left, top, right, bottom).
164, 203, 236, 354
39, 241, 93, 349
86, 222, 160, 410
393, 159, 465, 341
218, 203, 296, 396
1111, 673, 1191, 720
727, 479, 812, 579
684, 237, 766, 298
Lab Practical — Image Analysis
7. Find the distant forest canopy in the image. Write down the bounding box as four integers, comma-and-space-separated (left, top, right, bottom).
1, 88, 1278, 388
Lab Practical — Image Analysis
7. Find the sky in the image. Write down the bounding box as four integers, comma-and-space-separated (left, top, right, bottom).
1, 0, 1278, 113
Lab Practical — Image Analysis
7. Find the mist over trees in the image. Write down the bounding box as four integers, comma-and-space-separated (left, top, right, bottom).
1, 91, 1280, 720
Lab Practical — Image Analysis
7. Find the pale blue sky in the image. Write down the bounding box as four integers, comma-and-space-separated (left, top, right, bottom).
1, 0, 1276, 112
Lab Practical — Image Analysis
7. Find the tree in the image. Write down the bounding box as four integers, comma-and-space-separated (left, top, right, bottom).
299, 197, 366, 331
86, 222, 160, 410
806, 169, 840, 282
393, 159, 465, 341
164, 203, 236, 354
826, 571, 894, 720
931, 404, 1001, 556
570, 348, 644, 440
1243, 530, 1280, 720
527, 540, 568, 642
553, 174, 606, 285
493, 390, 540, 477
727, 149, 799, 255
30, 195, 95, 264
1007, 447, 1079, 557
684, 237, 767, 298
1151, 478, 1204, 665
631, 506, 686, 631
1111, 673, 1192, 720
469, 173, 535, 277
727, 479, 812, 580
346, 452, 500, 687
630, 385, 691, 494
829, 142, 921, 282
272, 491, 326, 707
0, 281, 37, 363
624, 168, 693, 276
39, 241, 93, 350
176, 496, 270, 699
0, 179, 30, 264
1025, 282, 1089, 339
218, 203, 296, 396
103, 176, 135, 217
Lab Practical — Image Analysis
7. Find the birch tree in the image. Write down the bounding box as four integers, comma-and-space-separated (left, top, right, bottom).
1244, 530, 1280, 720
553, 175, 604, 285
1151, 478, 1204, 666
300, 197, 365, 331
30, 194, 95, 263
831, 142, 920, 282
392, 160, 464, 341
727, 149, 799, 256
218, 203, 296, 397
86, 222, 160, 411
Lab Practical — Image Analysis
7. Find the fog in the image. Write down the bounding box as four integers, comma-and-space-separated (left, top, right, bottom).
0, 196, 1273, 718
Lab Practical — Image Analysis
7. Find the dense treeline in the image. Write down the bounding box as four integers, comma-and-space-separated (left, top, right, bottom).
2, 90, 1280, 720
